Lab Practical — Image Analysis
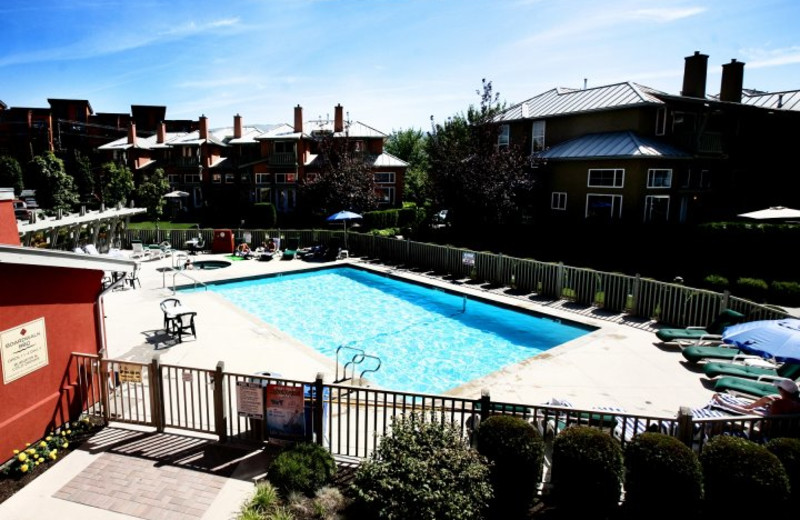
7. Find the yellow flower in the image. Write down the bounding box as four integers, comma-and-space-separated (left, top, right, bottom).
61, 431, 67, 436
49, 452, 57, 460
13, 449, 19, 454
66, 430, 72, 434
37, 457, 44, 463
39, 441, 47, 447
20, 464, 29, 473
17, 453, 27, 462
46, 436, 52, 441
63, 442, 69, 449
27, 448, 36, 455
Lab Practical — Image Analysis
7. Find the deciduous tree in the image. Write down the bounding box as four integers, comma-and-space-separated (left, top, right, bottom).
0, 156, 24, 195
136, 168, 171, 218
99, 162, 135, 208
386, 128, 429, 205
25, 152, 79, 212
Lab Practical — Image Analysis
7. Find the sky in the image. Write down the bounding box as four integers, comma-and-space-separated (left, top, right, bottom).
2, 0, 800, 134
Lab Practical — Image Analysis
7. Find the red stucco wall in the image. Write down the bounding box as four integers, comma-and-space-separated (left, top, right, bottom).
0, 264, 103, 460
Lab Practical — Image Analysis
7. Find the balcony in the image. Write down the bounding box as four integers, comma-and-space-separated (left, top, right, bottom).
176, 157, 199, 167
269, 152, 296, 166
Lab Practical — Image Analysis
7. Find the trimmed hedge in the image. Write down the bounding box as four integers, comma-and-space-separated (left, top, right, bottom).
766, 437, 800, 504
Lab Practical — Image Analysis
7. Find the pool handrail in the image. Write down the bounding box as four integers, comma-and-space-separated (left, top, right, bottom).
171, 269, 208, 294
336, 345, 366, 383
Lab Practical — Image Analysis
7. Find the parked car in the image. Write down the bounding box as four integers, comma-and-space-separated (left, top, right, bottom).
13, 200, 31, 221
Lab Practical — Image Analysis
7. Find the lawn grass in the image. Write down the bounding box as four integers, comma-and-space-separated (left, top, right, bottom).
128, 221, 199, 230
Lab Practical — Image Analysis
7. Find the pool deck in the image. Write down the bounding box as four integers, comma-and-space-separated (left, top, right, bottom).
0, 249, 729, 520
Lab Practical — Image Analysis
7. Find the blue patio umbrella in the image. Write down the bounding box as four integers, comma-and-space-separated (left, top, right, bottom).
326, 211, 362, 249
722, 318, 800, 363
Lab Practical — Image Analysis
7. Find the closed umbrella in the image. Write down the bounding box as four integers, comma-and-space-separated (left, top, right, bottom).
722, 318, 800, 363
326, 211, 362, 249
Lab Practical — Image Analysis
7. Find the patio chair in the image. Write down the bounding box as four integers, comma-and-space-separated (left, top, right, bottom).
713, 376, 787, 399
681, 344, 746, 364
282, 237, 300, 260
173, 311, 197, 343
160, 298, 182, 332
703, 359, 800, 381
654, 309, 745, 343
130, 242, 151, 260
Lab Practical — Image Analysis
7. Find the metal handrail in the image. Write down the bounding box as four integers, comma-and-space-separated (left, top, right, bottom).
359, 353, 382, 381
336, 345, 365, 383
171, 269, 207, 294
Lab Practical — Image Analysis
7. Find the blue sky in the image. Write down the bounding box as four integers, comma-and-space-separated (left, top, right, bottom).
2, 0, 800, 134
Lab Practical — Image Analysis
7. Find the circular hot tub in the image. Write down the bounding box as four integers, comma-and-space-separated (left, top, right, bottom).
190, 260, 231, 270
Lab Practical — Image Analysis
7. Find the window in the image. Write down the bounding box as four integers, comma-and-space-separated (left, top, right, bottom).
353, 140, 365, 152
274, 141, 294, 153
551, 192, 567, 210
376, 186, 395, 205
644, 195, 670, 222
497, 124, 509, 148
681, 169, 712, 189
241, 172, 251, 183
225, 173, 235, 184
374, 172, 395, 184
647, 169, 672, 188
257, 187, 271, 203
587, 169, 624, 188
167, 174, 180, 185
211, 173, 222, 184
532, 121, 546, 153
275, 173, 295, 183
586, 194, 623, 220
255, 173, 271, 184
185, 173, 201, 183
655, 108, 667, 136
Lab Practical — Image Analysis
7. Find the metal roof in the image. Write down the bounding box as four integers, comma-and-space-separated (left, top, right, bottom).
371, 152, 408, 168
739, 89, 800, 111
539, 131, 691, 160
305, 120, 387, 138
496, 82, 667, 122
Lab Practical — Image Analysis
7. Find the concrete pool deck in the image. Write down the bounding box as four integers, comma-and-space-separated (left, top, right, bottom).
0, 249, 728, 520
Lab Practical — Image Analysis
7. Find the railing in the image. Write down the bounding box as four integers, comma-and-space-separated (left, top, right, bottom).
171, 269, 207, 293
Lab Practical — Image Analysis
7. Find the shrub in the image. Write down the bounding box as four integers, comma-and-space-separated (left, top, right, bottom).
268, 442, 336, 497
623, 432, 703, 514
702, 274, 729, 291
549, 426, 623, 514
766, 437, 800, 504
700, 435, 789, 514
734, 277, 769, 302
248, 203, 277, 229
770, 280, 800, 306
475, 415, 544, 517
349, 412, 492, 520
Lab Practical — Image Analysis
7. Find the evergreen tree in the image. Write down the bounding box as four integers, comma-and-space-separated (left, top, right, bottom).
0, 156, 24, 195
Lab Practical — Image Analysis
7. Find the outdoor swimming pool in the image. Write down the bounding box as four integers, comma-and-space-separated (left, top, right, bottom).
192, 267, 593, 394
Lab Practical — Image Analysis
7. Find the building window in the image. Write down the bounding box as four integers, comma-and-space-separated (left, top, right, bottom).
374, 172, 395, 184
354, 140, 365, 152
211, 173, 222, 184
255, 173, 271, 184
257, 188, 271, 203
167, 174, 180, 186
498, 124, 510, 149
647, 169, 672, 188
551, 192, 567, 210
225, 173, 235, 184
185, 173, 202, 183
532, 120, 546, 152
275, 173, 295, 183
241, 172, 251, 183
644, 195, 670, 222
376, 186, 395, 205
587, 169, 624, 188
655, 107, 667, 136
586, 194, 623, 220
274, 141, 293, 153
682, 169, 712, 189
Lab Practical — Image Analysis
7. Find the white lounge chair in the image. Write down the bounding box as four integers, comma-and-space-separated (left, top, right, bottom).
130, 242, 151, 260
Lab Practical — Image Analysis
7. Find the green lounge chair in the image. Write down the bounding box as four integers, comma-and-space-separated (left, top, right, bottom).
713, 376, 784, 399
655, 309, 745, 343
282, 237, 300, 260
681, 344, 743, 364
703, 360, 800, 380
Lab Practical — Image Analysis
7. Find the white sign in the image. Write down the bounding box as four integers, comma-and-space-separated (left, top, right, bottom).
462, 252, 476, 266
237, 381, 265, 419
1, 318, 49, 384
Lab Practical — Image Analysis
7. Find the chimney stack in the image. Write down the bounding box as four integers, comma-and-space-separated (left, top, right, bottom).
681, 51, 708, 98
157, 121, 166, 144
199, 114, 209, 140
127, 121, 137, 146
234, 114, 242, 138
720, 59, 745, 103
334, 104, 344, 133
294, 105, 303, 133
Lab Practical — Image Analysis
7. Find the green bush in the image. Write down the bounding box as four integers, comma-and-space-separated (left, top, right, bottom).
700, 435, 789, 514
363, 209, 399, 230
549, 426, 623, 514
349, 412, 492, 520
475, 415, 544, 517
766, 437, 800, 504
770, 280, 800, 306
248, 203, 277, 229
623, 432, 703, 514
734, 277, 769, 302
702, 274, 729, 291
268, 442, 336, 497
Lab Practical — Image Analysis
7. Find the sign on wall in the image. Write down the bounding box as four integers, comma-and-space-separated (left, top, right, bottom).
117, 363, 143, 384
266, 384, 305, 438
462, 252, 475, 266
1, 317, 49, 385
236, 381, 264, 419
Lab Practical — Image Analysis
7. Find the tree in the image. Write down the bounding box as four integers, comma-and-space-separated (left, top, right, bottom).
297, 132, 378, 216
25, 152, 79, 212
385, 128, 429, 204
68, 150, 95, 204
0, 156, 24, 195
135, 168, 171, 219
99, 162, 135, 208
426, 79, 533, 229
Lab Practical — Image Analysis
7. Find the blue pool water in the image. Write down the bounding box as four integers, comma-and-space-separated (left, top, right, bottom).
193, 267, 593, 394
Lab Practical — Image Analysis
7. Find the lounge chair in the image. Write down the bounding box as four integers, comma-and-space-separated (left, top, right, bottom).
84, 244, 100, 255
282, 237, 300, 260
713, 376, 787, 399
324, 236, 343, 261
130, 242, 151, 260
654, 309, 745, 343
703, 359, 800, 380
681, 344, 745, 364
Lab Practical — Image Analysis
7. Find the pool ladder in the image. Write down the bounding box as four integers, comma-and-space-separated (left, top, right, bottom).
335, 345, 382, 384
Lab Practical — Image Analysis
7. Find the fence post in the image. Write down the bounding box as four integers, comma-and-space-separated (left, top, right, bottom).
676, 406, 694, 447
556, 262, 565, 299
479, 388, 492, 423
150, 355, 164, 432
631, 273, 642, 315
722, 290, 730, 311
214, 361, 227, 442
313, 372, 325, 445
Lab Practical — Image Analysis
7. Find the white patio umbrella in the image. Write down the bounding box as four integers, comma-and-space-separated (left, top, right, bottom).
738, 206, 800, 220
162, 190, 190, 199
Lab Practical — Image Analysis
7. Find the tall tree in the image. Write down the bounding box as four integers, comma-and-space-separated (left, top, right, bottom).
298, 132, 378, 216
0, 156, 24, 195
25, 152, 79, 212
385, 128, 429, 205
99, 162, 135, 208
136, 168, 171, 219
426, 79, 533, 229
68, 150, 96, 204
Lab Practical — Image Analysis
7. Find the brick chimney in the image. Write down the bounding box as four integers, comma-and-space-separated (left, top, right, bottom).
720, 59, 745, 103
234, 114, 242, 138
334, 104, 344, 133
294, 105, 303, 133
127, 121, 137, 146
681, 51, 708, 98
157, 121, 166, 143
199, 114, 209, 140
0, 188, 21, 246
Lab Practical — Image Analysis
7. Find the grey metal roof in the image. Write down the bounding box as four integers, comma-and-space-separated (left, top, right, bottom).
539, 131, 691, 160
496, 82, 667, 122
98, 132, 189, 151
371, 152, 408, 168
305, 120, 387, 138
739, 89, 800, 111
